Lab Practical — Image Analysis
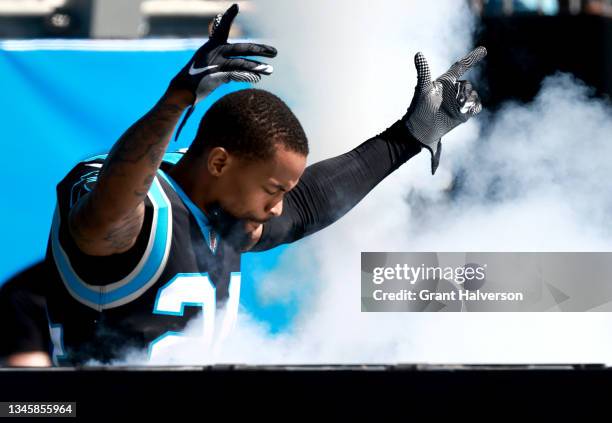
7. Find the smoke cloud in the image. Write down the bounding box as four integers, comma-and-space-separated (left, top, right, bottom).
112, 0, 612, 366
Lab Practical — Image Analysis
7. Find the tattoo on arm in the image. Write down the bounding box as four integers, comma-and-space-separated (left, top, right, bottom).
133, 174, 155, 199
90, 98, 184, 220
101, 205, 145, 252
68, 93, 187, 256
101, 102, 184, 185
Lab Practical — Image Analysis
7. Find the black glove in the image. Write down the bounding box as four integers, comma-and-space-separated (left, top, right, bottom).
403, 46, 486, 174
170, 3, 277, 140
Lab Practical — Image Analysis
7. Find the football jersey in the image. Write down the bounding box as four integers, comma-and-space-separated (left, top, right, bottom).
44, 151, 242, 365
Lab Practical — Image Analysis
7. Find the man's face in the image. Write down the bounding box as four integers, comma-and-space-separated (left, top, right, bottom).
208, 144, 307, 239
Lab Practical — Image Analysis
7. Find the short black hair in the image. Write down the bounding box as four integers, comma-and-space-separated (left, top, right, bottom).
188, 89, 309, 161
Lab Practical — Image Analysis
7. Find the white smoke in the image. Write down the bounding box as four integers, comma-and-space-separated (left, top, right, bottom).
115, 0, 612, 366
247, 0, 476, 161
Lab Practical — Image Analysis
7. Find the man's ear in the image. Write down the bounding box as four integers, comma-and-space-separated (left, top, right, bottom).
207, 147, 232, 176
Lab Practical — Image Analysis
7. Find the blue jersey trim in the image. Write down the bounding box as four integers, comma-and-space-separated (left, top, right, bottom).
51, 172, 172, 310
83, 150, 186, 165
158, 169, 218, 254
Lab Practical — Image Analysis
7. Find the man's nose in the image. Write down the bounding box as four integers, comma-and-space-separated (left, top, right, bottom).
268, 199, 283, 217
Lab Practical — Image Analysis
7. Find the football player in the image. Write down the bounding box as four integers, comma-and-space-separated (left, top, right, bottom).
44, 4, 486, 365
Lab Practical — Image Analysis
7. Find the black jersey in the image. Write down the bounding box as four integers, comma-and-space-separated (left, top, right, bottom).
44, 151, 242, 365
43, 121, 421, 366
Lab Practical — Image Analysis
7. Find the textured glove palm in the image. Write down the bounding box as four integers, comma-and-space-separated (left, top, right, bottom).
404, 47, 487, 174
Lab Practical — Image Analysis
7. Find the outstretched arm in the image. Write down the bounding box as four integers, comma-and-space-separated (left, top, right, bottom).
249, 120, 421, 252
68, 3, 276, 256
249, 46, 487, 252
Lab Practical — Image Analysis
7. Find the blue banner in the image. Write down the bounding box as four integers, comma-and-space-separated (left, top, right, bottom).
0, 39, 297, 331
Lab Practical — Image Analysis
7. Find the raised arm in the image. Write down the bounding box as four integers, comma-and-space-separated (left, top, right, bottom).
249, 47, 486, 252
248, 120, 421, 252
69, 3, 277, 256
68, 91, 189, 256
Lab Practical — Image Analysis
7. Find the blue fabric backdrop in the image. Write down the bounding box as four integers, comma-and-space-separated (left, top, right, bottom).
0, 39, 302, 332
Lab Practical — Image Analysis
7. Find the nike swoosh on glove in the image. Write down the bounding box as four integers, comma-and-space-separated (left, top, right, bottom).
170, 3, 277, 140
404, 46, 487, 174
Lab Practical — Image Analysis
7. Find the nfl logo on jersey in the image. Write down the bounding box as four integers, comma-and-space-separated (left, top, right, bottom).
209, 229, 218, 255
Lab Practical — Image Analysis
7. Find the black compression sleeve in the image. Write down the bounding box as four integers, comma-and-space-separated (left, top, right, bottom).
250, 120, 422, 252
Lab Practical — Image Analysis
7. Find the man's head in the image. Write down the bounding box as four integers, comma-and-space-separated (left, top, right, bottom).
183, 89, 309, 246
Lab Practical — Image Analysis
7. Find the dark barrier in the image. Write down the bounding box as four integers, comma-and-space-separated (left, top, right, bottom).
0, 364, 610, 419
